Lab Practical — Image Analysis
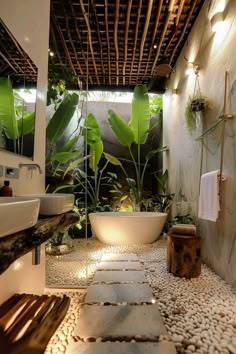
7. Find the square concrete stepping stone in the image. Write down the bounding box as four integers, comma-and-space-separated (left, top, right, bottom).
97, 261, 142, 270
101, 253, 139, 261
66, 342, 177, 354
85, 284, 153, 303
74, 305, 167, 337
93, 270, 147, 283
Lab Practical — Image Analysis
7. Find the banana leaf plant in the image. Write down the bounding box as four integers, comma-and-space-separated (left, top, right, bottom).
56, 113, 123, 209
46, 92, 84, 178
0, 77, 35, 154
108, 85, 168, 207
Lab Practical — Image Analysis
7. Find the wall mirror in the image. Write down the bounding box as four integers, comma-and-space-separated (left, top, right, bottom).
0, 18, 38, 158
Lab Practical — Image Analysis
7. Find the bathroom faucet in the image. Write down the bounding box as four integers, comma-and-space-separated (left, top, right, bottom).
19, 163, 43, 174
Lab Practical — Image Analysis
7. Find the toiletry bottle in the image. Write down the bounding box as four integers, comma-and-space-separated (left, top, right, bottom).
0, 180, 13, 196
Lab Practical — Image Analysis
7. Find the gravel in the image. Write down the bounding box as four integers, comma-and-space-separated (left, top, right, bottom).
45, 237, 236, 354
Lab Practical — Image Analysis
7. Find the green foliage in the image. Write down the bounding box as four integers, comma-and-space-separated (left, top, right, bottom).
108, 109, 134, 147
149, 94, 163, 116
185, 91, 212, 135
46, 93, 79, 145
108, 85, 167, 206
0, 77, 18, 140
129, 85, 150, 144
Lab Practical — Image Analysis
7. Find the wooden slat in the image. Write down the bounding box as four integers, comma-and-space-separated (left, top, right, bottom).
0, 294, 70, 354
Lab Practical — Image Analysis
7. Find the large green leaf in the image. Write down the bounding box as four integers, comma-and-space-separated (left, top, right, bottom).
108, 109, 134, 147
104, 152, 122, 166
64, 155, 89, 176
129, 85, 150, 144
89, 139, 103, 173
145, 146, 169, 162
46, 92, 79, 144
56, 135, 80, 153
51, 149, 82, 163
0, 77, 18, 139
85, 113, 101, 144
17, 112, 35, 136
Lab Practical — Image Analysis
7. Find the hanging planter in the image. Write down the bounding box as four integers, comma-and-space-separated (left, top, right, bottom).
185, 75, 212, 135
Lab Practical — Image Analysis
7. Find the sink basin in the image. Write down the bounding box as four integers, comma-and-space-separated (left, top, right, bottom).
0, 197, 40, 237
17, 193, 75, 216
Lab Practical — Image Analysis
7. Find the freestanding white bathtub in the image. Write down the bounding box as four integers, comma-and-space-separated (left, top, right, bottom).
89, 212, 167, 245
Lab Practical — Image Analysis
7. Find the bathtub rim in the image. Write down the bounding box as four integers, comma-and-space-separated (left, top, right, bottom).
89, 211, 168, 218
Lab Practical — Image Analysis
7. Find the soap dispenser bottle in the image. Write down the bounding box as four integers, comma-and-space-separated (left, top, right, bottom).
0, 180, 13, 196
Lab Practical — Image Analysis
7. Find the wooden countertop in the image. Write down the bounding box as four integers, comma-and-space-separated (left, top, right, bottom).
0, 212, 79, 274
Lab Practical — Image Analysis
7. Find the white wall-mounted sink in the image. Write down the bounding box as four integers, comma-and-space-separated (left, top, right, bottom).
17, 193, 75, 216
0, 197, 40, 238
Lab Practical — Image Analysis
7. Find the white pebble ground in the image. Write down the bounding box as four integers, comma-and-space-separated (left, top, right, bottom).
45, 238, 236, 354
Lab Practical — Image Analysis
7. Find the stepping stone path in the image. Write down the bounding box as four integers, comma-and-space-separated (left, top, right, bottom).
66, 253, 176, 354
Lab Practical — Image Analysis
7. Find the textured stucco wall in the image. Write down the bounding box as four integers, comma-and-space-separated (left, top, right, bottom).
163, 0, 236, 287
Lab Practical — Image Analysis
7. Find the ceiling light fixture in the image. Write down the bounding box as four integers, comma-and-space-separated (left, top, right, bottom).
210, 11, 224, 32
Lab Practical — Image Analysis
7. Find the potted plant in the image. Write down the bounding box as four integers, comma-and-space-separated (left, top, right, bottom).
107, 85, 167, 209
185, 90, 212, 135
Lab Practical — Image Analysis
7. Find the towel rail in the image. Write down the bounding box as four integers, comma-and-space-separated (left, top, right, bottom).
198, 71, 232, 197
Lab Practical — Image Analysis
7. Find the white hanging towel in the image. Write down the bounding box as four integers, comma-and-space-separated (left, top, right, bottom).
198, 170, 220, 222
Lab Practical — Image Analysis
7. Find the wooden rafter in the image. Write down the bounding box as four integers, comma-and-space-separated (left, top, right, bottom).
90, 0, 105, 83
51, 7, 77, 78
79, 0, 100, 85
137, 0, 153, 78
114, 0, 120, 86
169, 0, 198, 65
65, 16, 84, 78
105, 0, 111, 85
144, 0, 163, 78
129, 0, 142, 85
151, 0, 176, 76
123, 0, 132, 86
69, 0, 93, 85
163, 0, 186, 57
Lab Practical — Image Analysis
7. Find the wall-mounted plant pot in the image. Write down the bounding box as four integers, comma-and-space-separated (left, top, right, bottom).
190, 99, 206, 112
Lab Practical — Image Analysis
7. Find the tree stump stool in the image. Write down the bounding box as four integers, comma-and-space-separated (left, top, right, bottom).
167, 233, 201, 278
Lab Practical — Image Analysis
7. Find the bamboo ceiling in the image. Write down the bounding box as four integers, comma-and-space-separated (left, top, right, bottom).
49, 0, 205, 92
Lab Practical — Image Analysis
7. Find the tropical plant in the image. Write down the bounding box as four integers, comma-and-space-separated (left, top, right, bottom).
185, 90, 212, 135
56, 112, 124, 209
107, 85, 167, 208
0, 77, 35, 154
45, 92, 86, 180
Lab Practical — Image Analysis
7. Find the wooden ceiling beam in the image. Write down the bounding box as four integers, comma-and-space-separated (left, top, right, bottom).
163, 0, 186, 57
51, 6, 77, 79
123, 0, 132, 86
169, 0, 198, 66
69, 0, 93, 85
90, 0, 105, 84
143, 0, 163, 78
151, 0, 176, 76
114, 0, 120, 85
105, 0, 111, 85
137, 0, 153, 78
65, 16, 84, 79
129, 0, 142, 85
79, 0, 100, 85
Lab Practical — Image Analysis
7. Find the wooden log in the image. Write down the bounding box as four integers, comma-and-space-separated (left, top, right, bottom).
167, 234, 201, 278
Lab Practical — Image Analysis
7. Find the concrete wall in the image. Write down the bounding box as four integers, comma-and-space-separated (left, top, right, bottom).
163, 0, 236, 287
0, 0, 50, 302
